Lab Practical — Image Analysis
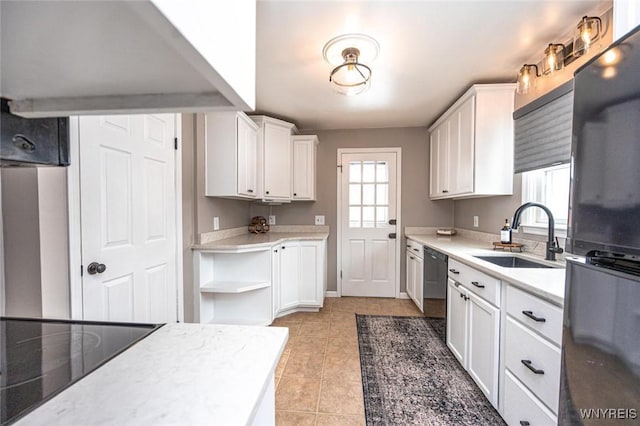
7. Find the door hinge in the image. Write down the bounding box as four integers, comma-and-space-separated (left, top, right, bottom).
174, 137, 178, 150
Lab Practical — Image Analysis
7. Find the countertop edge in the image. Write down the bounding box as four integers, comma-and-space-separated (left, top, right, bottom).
406, 234, 565, 307
192, 232, 329, 251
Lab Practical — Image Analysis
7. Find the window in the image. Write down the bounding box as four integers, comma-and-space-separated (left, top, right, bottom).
520, 163, 570, 235
348, 160, 389, 228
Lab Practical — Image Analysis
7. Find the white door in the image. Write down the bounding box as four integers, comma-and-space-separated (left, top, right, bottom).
79, 114, 178, 323
339, 151, 399, 297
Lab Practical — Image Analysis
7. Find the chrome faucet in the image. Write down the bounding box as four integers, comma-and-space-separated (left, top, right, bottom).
511, 202, 564, 261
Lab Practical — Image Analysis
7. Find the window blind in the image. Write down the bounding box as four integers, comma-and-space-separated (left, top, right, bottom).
513, 81, 573, 173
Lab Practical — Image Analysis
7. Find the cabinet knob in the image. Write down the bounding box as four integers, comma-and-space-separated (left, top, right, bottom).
247, 189, 254, 193
281, 246, 285, 250
442, 190, 449, 193
520, 422, 531, 426
266, 191, 270, 195
274, 249, 278, 253
293, 193, 297, 196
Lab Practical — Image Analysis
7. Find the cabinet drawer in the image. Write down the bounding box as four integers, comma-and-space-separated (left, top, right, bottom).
505, 317, 561, 414
506, 285, 563, 345
406, 239, 423, 259
448, 259, 501, 307
503, 370, 557, 426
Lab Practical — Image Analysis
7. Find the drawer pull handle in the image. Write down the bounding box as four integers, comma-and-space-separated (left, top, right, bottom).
413, 248, 419, 252
471, 281, 485, 288
522, 310, 546, 322
520, 422, 530, 426
410, 256, 415, 260
521, 359, 545, 375
449, 269, 459, 274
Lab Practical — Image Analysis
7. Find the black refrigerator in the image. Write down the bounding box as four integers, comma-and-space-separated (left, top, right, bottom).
560, 25, 640, 424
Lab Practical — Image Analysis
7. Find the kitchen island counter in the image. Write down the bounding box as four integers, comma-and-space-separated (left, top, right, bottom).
16, 323, 288, 426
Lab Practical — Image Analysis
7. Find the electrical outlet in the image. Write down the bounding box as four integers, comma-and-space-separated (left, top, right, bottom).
213, 217, 220, 231
268, 215, 276, 225
315, 215, 325, 225
473, 216, 479, 227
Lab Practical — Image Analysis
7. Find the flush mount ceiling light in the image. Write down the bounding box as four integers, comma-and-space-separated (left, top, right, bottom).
516, 64, 540, 95
322, 33, 379, 96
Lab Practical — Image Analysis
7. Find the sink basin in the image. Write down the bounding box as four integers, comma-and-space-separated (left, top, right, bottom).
473, 255, 553, 269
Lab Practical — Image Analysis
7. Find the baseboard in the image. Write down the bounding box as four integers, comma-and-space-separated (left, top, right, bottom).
325, 291, 339, 298
399, 292, 410, 299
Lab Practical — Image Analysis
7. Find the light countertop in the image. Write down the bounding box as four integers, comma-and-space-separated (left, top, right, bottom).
17, 323, 288, 426
406, 233, 566, 306
193, 232, 329, 251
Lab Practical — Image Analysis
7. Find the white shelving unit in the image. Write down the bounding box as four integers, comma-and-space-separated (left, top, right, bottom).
194, 248, 272, 326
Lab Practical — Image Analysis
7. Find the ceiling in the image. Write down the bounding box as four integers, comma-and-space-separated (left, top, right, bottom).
255, 0, 608, 130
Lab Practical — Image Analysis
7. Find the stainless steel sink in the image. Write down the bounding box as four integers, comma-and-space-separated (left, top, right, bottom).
473, 255, 554, 269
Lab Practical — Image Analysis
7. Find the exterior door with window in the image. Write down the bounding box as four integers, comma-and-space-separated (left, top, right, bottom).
339, 151, 398, 297
79, 114, 178, 323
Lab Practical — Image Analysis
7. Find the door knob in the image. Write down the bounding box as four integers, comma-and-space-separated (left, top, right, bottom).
87, 262, 106, 275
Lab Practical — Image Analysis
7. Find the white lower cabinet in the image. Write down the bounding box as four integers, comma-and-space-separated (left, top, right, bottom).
272, 239, 326, 317
501, 284, 562, 423
405, 239, 424, 312
447, 273, 500, 407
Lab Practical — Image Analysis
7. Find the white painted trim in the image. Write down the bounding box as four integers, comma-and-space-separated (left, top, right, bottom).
67, 117, 83, 320
174, 114, 184, 323
324, 291, 339, 298
336, 147, 402, 299
399, 292, 410, 299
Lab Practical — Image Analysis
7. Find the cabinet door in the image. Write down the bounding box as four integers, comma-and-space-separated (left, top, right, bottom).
263, 122, 292, 199
446, 278, 467, 366
406, 250, 414, 300
292, 137, 316, 200
453, 96, 474, 195
467, 292, 500, 407
271, 246, 281, 318
236, 114, 258, 197
299, 241, 321, 306
415, 255, 424, 313
279, 243, 300, 310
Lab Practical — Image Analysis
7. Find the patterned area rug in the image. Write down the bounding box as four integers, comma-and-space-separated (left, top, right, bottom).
356, 315, 506, 426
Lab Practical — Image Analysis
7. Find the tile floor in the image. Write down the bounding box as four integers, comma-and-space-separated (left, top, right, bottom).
271, 296, 423, 426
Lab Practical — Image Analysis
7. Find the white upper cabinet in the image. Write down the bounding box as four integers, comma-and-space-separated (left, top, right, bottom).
291, 135, 319, 201
205, 111, 258, 199
251, 116, 297, 201
429, 84, 515, 200
1, 0, 255, 117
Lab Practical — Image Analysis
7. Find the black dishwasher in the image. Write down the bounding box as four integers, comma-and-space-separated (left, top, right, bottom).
423, 246, 448, 319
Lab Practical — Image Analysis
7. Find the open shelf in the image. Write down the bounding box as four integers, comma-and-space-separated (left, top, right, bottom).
200, 281, 270, 294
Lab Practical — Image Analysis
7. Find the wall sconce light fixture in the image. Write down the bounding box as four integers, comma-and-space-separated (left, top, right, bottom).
516, 64, 541, 94
574, 16, 602, 56
543, 43, 565, 74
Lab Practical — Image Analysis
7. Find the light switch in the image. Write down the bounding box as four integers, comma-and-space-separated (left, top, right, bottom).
315, 215, 325, 225
473, 216, 479, 227
213, 217, 220, 230
269, 215, 276, 225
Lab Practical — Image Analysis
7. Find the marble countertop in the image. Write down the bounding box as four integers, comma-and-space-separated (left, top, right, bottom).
193, 232, 329, 251
17, 323, 288, 426
406, 233, 566, 306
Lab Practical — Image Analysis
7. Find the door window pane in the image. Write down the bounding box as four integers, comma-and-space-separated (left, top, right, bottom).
349, 184, 361, 205
362, 206, 375, 228
349, 206, 361, 228
376, 161, 388, 182
362, 161, 375, 182
376, 206, 388, 226
376, 184, 388, 205
349, 161, 361, 183
362, 184, 375, 205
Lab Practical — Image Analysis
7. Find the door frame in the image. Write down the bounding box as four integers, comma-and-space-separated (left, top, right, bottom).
336, 147, 402, 298
67, 115, 184, 322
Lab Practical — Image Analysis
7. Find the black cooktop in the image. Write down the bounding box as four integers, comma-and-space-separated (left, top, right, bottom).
0, 317, 162, 425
